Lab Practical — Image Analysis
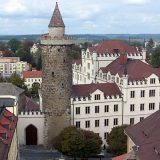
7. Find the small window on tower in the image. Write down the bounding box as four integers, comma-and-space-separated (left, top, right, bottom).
64, 59, 66, 63
58, 48, 60, 52
52, 72, 54, 77
62, 83, 64, 88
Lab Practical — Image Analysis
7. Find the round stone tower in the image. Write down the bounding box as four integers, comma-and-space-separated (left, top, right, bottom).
40, 2, 73, 148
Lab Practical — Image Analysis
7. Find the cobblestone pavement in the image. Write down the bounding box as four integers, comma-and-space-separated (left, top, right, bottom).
20, 146, 62, 160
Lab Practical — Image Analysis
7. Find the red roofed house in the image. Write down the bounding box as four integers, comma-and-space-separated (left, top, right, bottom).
22, 69, 42, 88
113, 109, 160, 160
0, 108, 18, 160
72, 39, 146, 85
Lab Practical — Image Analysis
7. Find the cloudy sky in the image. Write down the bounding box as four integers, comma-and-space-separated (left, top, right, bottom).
0, 0, 160, 35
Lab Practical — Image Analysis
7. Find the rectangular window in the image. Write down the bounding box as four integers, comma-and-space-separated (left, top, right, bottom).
95, 106, 99, 113
85, 121, 90, 128
95, 120, 100, 127
130, 118, 134, 125
104, 105, 109, 112
149, 90, 155, 97
114, 105, 118, 112
150, 78, 155, 84
140, 117, 144, 122
130, 104, 135, 112
85, 107, 90, 114
130, 91, 135, 98
104, 132, 109, 140
113, 118, 118, 125
104, 119, 109, 126
149, 103, 155, 110
87, 73, 90, 80
76, 121, 80, 128
140, 104, 144, 111
87, 63, 90, 69
141, 90, 145, 97
76, 107, 80, 114
95, 94, 100, 100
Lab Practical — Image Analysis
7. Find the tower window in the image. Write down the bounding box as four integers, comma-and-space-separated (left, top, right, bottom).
62, 83, 64, 88
63, 59, 66, 63
58, 48, 60, 52
52, 72, 54, 77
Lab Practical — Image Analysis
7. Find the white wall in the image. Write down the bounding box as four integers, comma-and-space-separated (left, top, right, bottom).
18, 112, 44, 145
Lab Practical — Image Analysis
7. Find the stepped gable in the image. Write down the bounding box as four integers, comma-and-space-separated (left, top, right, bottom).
72, 83, 121, 97
88, 40, 139, 54
125, 109, 160, 160
48, 2, 65, 27
0, 108, 17, 160
0, 83, 24, 96
22, 70, 42, 78
100, 56, 160, 80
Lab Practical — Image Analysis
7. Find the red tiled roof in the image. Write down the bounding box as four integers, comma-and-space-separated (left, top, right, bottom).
48, 2, 65, 27
72, 83, 121, 97
22, 70, 42, 78
24, 96, 40, 111
125, 109, 160, 160
101, 56, 160, 80
112, 154, 128, 160
72, 59, 82, 65
88, 40, 139, 54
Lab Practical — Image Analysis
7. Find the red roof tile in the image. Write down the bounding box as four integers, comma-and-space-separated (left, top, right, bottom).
88, 40, 139, 54
72, 59, 82, 65
112, 154, 128, 160
48, 2, 65, 27
22, 70, 42, 78
125, 109, 160, 160
72, 83, 121, 97
101, 55, 160, 80
24, 96, 40, 111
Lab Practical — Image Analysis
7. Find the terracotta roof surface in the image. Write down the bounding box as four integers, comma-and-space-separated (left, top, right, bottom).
125, 109, 160, 160
72, 59, 82, 65
72, 83, 121, 97
23, 96, 40, 111
100, 56, 160, 80
88, 40, 139, 54
22, 70, 42, 78
0, 108, 17, 160
48, 2, 65, 27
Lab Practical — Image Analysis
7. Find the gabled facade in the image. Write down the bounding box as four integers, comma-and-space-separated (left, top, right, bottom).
73, 40, 146, 85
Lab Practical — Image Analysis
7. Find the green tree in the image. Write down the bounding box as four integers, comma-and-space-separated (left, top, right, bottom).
9, 73, 26, 89
53, 126, 102, 158
107, 125, 128, 156
151, 45, 160, 68
7, 38, 21, 53
36, 55, 42, 70
146, 38, 154, 55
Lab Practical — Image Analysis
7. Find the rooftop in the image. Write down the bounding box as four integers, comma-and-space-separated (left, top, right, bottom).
100, 55, 160, 80
22, 70, 42, 78
72, 83, 121, 97
88, 40, 140, 54
125, 109, 160, 160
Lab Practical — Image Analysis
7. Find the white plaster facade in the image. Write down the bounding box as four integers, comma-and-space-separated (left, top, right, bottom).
24, 77, 42, 89
73, 46, 146, 85
18, 111, 44, 145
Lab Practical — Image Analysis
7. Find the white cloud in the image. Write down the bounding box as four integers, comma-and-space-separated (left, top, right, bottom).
124, 0, 149, 5
82, 21, 97, 29
4, 0, 27, 14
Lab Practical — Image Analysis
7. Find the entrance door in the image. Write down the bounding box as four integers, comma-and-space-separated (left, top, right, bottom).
26, 125, 38, 145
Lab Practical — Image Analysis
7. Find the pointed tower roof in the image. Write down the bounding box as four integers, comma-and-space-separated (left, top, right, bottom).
48, 2, 65, 27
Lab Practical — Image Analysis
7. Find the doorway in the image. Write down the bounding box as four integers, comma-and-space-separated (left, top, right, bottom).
26, 125, 38, 145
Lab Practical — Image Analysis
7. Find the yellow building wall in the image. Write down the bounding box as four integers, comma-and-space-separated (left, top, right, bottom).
7, 129, 19, 160
127, 136, 135, 153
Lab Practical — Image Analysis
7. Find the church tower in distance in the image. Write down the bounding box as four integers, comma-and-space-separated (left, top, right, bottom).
40, 2, 73, 148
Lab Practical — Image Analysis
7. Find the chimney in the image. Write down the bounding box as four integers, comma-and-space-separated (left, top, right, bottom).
119, 53, 128, 65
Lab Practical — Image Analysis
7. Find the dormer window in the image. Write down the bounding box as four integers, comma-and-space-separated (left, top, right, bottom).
95, 94, 100, 100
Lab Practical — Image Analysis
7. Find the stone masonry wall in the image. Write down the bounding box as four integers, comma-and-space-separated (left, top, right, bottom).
41, 44, 72, 148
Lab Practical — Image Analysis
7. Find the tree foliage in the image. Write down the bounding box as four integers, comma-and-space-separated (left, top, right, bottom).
53, 126, 102, 158
146, 38, 154, 55
7, 38, 21, 53
107, 125, 128, 156
151, 45, 160, 68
